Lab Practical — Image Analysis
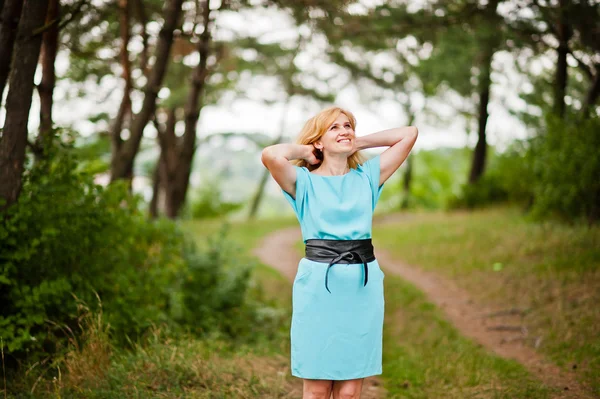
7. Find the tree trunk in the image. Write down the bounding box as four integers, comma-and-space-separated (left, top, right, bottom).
0, 0, 49, 211
36, 0, 59, 156
582, 68, 600, 119
248, 134, 284, 220
468, 49, 493, 185
110, 0, 132, 167
133, 0, 149, 76
164, 0, 211, 219
400, 155, 413, 209
0, 0, 24, 104
247, 102, 292, 220
110, 0, 183, 183
149, 150, 165, 218
400, 111, 415, 210
157, 108, 179, 218
554, 1, 571, 118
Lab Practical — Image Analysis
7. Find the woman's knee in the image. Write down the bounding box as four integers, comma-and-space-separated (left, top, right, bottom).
303, 379, 333, 399
333, 379, 363, 399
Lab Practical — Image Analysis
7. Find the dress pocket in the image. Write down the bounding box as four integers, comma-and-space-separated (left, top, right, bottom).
294, 261, 313, 284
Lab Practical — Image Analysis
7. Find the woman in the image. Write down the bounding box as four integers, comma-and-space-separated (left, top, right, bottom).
261, 106, 418, 399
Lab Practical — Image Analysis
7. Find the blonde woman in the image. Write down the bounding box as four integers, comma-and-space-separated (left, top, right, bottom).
261, 106, 418, 399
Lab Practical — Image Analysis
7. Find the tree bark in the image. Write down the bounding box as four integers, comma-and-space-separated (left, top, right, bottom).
0, 0, 24, 104
149, 150, 165, 218
36, 0, 60, 155
110, 0, 183, 182
468, 48, 493, 185
400, 111, 415, 210
248, 136, 282, 220
163, 0, 211, 219
0, 0, 49, 211
582, 67, 600, 119
248, 96, 293, 220
554, 0, 571, 118
133, 0, 149, 76
110, 0, 132, 164
157, 108, 179, 218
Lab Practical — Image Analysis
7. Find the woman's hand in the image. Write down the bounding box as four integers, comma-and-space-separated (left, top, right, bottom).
305, 144, 322, 165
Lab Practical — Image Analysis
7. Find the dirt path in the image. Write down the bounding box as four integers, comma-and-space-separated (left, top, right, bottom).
252, 226, 595, 399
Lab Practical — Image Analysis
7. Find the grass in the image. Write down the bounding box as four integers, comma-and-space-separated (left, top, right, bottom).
7, 216, 299, 398
381, 274, 551, 398
374, 204, 600, 395
10, 208, 595, 398
14, 330, 302, 398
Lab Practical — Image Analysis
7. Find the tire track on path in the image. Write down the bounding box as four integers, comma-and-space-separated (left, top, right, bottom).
253, 226, 595, 399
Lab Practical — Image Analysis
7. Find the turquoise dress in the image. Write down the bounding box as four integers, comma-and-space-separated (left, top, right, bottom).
282, 154, 386, 380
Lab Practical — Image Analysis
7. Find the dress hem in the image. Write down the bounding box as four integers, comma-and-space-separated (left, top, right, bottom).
291, 370, 382, 380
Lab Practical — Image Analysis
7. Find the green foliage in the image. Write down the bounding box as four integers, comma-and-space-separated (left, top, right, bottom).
0, 140, 272, 364
188, 181, 244, 220
380, 147, 471, 210
447, 113, 600, 225
448, 173, 510, 209
447, 142, 536, 210
528, 114, 600, 224
0, 141, 185, 357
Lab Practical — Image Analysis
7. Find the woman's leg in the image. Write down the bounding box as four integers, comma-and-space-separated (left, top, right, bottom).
303, 379, 334, 399
332, 378, 364, 399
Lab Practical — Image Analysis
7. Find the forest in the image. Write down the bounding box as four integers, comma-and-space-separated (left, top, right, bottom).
0, 0, 599, 397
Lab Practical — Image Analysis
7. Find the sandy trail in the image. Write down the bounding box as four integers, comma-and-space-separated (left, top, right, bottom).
252, 226, 595, 399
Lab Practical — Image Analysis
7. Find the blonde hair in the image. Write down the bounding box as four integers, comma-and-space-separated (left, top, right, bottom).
292, 106, 366, 171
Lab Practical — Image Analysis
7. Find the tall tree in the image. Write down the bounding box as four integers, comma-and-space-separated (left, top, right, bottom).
0, 0, 49, 210
314, 1, 505, 184
150, 0, 214, 219
110, 0, 183, 182
0, 0, 24, 103
110, 0, 133, 165
36, 0, 60, 154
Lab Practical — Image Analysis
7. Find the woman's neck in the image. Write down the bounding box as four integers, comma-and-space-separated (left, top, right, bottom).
312, 155, 349, 176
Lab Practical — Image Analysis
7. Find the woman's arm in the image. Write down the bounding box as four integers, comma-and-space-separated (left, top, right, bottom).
355, 126, 418, 186
261, 143, 320, 199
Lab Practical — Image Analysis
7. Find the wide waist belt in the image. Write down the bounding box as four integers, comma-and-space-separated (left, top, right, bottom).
304, 238, 376, 294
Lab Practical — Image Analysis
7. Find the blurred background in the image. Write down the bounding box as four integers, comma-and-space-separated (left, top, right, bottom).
0, 0, 599, 397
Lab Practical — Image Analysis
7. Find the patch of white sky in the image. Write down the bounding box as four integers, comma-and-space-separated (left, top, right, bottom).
0, 0, 553, 157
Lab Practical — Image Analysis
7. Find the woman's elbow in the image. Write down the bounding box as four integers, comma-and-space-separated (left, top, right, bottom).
261, 146, 274, 167
261, 145, 282, 168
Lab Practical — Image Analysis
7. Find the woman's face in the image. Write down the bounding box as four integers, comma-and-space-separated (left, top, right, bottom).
314, 113, 355, 156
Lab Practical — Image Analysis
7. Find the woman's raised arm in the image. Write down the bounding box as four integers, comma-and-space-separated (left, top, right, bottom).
261, 143, 320, 199
355, 126, 418, 186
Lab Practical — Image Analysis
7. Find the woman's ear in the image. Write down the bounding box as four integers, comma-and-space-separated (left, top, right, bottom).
313, 140, 323, 150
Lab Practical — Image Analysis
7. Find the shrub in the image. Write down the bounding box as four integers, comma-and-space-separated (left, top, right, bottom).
0, 142, 186, 360
528, 114, 600, 224
188, 180, 243, 220
447, 141, 536, 210
1, 139, 285, 370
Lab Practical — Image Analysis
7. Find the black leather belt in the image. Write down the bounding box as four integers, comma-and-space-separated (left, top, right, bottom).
304, 238, 376, 293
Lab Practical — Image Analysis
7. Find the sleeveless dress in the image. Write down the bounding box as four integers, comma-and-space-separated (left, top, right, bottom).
281, 154, 386, 380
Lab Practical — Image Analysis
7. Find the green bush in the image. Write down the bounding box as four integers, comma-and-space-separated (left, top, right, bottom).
447, 174, 509, 209
447, 140, 536, 210
0, 141, 272, 365
0, 143, 186, 359
528, 114, 600, 224
188, 180, 243, 220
